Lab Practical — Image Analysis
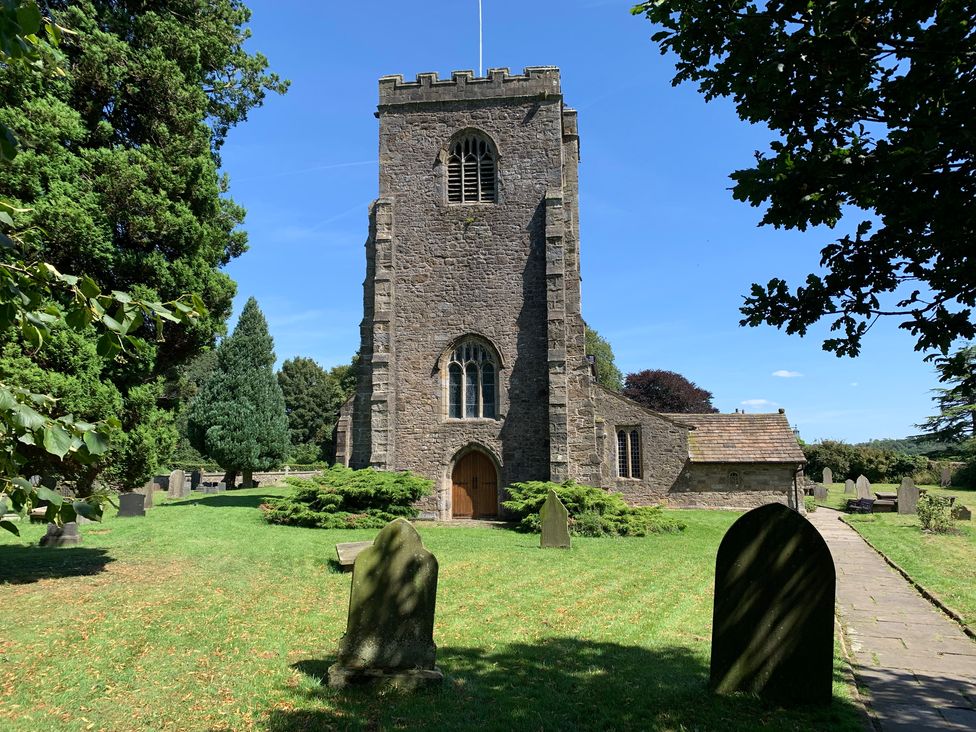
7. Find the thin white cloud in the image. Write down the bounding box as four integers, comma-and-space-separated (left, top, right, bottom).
850, 382, 859, 387
772, 370, 802, 378
741, 399, 778, 409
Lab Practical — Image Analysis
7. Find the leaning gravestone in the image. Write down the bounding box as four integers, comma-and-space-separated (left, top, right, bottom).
168, 469, 186, 499
711, 503, 834, 706
540, 488, 570, 549
844, 479, 855, 495
897, 477, 919, 515
813, 484, 828, 501
328, 518, 442, 689
855, 475, 872, 499
39, 521, 81, 547
821, 467, 833, 485
140, 480, 155, 509
118, 492, 146, 517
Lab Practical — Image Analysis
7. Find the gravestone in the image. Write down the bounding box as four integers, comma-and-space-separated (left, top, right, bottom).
140, 480, 155, 509
202, 483, 219, 494
940, 466, 951, 487
951, 505, 971, 521
168, 469, 186, 499
897, 477, 919, 515
711, 503, 834, 707
813, 484, 828, 501
328, 518, 442, 688
540, 488, 570, 549
118, 492, 146, 517
821, 467, 833, 485
190, 470, 201, 490
216, 481, 226, 492
844, 479, 855, 495
855, 475, 872, 499
39, 521, 81, 547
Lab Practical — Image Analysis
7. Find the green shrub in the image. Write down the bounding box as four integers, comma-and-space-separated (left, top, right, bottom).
288, 442, 321, 465
804, 496, 817, 513
916, 494, 955, 534
502, 480, 685, 537
261, 465, 433, 529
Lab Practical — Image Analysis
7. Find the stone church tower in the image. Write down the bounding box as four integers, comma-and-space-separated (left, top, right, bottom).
334, 67, 806, 518
336, 67, 601, 518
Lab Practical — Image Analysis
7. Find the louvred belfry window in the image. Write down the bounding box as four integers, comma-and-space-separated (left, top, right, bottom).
447, 134, 496, 203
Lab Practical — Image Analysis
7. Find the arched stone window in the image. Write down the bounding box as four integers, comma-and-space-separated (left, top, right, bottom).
616, 427, 642, 479
447, 133, 496, 203
446, 340, 497, 419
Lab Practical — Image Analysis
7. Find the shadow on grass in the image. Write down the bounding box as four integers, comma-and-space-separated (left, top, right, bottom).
157, 493, 278, 509
0, 545, 114, 584
266, 638, 863, 731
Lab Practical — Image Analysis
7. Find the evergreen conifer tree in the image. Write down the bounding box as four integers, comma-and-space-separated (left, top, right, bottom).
187, 298, 289, 487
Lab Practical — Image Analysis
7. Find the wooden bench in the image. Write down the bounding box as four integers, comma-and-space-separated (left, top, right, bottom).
335, 541, 373, 571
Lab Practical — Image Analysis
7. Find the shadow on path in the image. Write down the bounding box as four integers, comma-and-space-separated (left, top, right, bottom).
266, 637, 862, 731
0, 545, 114, 584
157, 493, 278, 509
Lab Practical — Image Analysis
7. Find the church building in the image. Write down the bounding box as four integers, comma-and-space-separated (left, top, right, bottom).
334, 67, 805, 519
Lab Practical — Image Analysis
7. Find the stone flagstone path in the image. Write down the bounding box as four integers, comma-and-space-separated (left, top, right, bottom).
808, 508, 976, 731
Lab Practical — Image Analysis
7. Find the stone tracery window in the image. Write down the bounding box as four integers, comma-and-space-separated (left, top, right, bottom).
447, 340, 497, 419
447, 133, 496, 203
616, 428, 642, 479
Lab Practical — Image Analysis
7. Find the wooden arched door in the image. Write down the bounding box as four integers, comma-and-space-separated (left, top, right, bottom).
451, 451, 498, 519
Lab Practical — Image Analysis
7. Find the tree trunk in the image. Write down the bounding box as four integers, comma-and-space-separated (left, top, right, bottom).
241, 470, 253, 489
222, 469, 237, 490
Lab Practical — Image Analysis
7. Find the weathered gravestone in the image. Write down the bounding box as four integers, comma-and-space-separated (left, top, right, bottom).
855, 475, 872, 499
328, 518, 442, 689
821, 467, 833, 485
813, 484, 828, 501
118, 492, 146, 517
216, 481, 226, 492
952, 504, 972, 521
201, 483, 219, 494
168, 469, 186, 499
897, 477, 919, 515
540, 488, 570, 549
940, 466, 952, 487
140, 480, 155, 509
39, 521, 81, 547
844, 479, 855, 494
190, 470, 201, 490
711, 503, 835, 707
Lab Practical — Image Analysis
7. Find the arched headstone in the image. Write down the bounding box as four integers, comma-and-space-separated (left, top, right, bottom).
540, 488, 570, 548
39, 521, 80, 547
844, 479, 855, 495
711, 503, 835, 706
821, 467, 833, 485
168, 469, 186, 499
118, 492, 146, 517
897, 477, 919, 515
328, 518, 442, 688
855, 475, 871, 499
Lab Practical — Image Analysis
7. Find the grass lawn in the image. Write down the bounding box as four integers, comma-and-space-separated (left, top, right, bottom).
842, 513, 976, 627
0, 487, 863, 731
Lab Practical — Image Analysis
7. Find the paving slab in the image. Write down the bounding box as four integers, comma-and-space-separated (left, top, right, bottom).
807, 508, 976, 731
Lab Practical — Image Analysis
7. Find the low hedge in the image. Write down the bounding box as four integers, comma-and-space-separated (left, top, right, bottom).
261, 465, 433, 529
502, 480, 685, 537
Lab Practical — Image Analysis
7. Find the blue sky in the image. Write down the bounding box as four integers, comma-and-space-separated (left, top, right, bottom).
217, 0, 942, 445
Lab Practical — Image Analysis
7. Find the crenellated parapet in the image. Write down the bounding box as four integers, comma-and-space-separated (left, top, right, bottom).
378, 67, 561, 106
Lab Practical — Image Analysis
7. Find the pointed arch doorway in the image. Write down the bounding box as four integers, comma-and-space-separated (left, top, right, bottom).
451, 451, 498, 519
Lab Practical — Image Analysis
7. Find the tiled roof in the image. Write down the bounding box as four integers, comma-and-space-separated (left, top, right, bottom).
661, 412, 806, 464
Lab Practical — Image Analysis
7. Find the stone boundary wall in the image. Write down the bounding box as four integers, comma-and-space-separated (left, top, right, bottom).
155, 470, 322, 490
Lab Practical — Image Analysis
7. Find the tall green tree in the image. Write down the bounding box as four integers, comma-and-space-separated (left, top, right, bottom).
633, 1, 976, 356
0, 0, 286, 490
919, 344, 976, 443
187, 297, 289, 487
277, 356, 348, 461
584, 324, 623, 391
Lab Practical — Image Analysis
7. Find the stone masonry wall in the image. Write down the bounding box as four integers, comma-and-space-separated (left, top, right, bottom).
356, 68, 569, 517
669, 462, 801, 510
591, 386, 690, 504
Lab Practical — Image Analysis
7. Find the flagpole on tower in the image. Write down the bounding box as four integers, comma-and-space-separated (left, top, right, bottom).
478, 0, 483, 76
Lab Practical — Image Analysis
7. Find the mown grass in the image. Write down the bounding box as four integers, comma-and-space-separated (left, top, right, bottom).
843, 512, 976, 627
0, 487, 863, 731
815, 482, 976, 512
